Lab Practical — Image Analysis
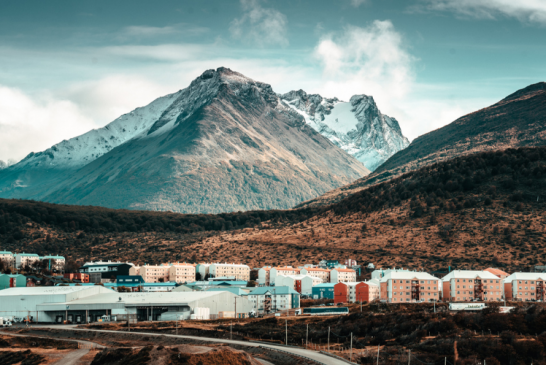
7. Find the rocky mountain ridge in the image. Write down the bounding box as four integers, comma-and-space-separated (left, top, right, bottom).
280, 89, 409, 171
0, 67, 369, 213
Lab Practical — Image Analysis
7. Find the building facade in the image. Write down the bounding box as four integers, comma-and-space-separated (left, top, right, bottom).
334, 280, 380, 304
245, 286, 300, 314
209, 263, 250, 281
269, 267, 300, 285
0, 251, 15, 268
300, 268, 330, 283
14, 253, 40, 269
311, 283, 336, 299
330, 268, 357, 283
79, 261, 135, 283
441, 270, 502, 302
275, 274, 322, 295
40, 255, 66, 272
504, 273, 546, 301
380, 272, 441, 303
257, 266, 272, 286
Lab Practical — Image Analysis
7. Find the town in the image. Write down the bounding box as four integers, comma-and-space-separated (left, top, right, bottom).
0, 250, 543, 326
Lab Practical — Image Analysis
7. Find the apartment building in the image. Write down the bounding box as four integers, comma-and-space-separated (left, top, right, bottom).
380, 272, 441, 303
258, 266, 272, 286
330, 268, 357, 283
40, 255, 66, 272
269, 266, 301, 285
139, 264, 170, 283
441, 270, 502, 302
63, 273, 90, 283
504, 273, 546, 301
14, 253, 40, 269
0, 251, 14, 267
244, 286, 300, 314
300, 267, 330, 283
334, 280, 380, 304
196, 263, 211, 279
209, 263, 250, 281
275, 274, 322, 295
168, 263, 196, 284
371, 268, 411, 280
79, 261, 135, 283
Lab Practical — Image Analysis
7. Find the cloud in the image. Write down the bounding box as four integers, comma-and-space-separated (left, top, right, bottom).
350, 0, 368, 8
416, 0, 546, 25
118, 24, 209, 39
230, 0, 289, 46
314, 20, 414, 101
0, 86, 97, 163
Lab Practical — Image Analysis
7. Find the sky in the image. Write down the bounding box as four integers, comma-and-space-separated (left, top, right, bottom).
0, 0, 545, 164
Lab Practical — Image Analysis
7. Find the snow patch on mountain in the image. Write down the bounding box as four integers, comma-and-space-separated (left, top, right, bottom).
280, 90, 409, 171
14, 91, 182, 170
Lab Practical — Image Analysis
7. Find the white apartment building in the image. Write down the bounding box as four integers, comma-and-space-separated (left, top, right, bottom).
0, 251, 15, 267
209, 263, 250, 281
139, 264, 170, 283
330, 268, 357, 283
258, 266, 272, 286
14, 253, 40, 269
300, 267, 330, 283
372, 268, 412, 280
441, 270, 502, 302
244, 286, 301, 313
275, 274, 322, 295
40, 255, 66, 271
269, 266, 301, 285
196, 263, 211, 279
168, 263, 196, 283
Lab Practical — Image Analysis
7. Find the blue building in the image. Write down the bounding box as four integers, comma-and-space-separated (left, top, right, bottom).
312, 283, 336, 300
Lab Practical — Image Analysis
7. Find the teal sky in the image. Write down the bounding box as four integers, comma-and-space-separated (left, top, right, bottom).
1, 0, 545, 163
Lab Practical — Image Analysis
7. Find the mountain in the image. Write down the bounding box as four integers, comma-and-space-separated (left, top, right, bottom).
1, 147, 544, 273
297, 81, 546, 208
280, 89, 409, 171
0, 68, 369, 214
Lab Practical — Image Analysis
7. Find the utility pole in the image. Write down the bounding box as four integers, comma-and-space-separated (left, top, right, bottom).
230, 322, 232, 340
434, 300, 436, 314
377, 345, 380, 365
328, 327, 330, 352
360, 300, 362, 312
176, 315, 178, 336
408, 349, 411, 365
234, 297, 237, 320
350, 333, 353, 362
285, 319, 288, 346
306, 324, 308, 349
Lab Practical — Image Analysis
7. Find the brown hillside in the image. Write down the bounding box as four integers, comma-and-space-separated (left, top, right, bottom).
298, 82, 546, 209
0, 147, 545, 273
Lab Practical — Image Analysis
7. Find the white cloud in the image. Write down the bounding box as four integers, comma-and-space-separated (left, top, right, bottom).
418, 0, 546, 25
314, 20, 414, 102
0, 86, 96, 163
350, 0, 368, 8
230, 0, 289, 46
118, 24, 209, 39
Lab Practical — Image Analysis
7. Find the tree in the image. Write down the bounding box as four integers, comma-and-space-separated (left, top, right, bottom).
158, 278, 165, 283
195, 272, 202, 281
246, 280, 257, 287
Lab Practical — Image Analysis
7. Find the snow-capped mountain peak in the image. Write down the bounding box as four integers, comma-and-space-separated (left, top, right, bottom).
280, 89, 409, 171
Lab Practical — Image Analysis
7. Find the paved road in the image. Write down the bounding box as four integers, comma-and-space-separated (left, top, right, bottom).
30, 325, 351, 365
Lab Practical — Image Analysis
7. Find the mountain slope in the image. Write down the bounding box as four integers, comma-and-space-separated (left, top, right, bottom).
1, 147, 544, 273
280, 90, 409, 171
1, 68, 369, 214
297, 82, 546, 208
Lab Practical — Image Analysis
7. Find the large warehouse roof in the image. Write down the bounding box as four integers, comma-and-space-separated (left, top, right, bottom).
0, 286, 114, 296
51, 291, 232, 306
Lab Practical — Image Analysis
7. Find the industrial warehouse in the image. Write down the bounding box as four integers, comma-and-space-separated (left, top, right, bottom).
0, 286, 252, 323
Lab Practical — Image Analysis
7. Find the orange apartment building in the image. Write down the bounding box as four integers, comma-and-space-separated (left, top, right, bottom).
168, 263, 196, 283
441, 270, 503, 302
300, 267, 331, 283
330, 268, 357, 283
380, 272, 441, 303
504, 273, 546, 301
334, 280, 380, 304
138, 263, 196, 283
270, 266, 301, 285
63, 273, 90, 283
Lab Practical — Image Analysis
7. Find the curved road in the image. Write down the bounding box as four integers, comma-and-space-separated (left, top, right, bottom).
0, 330, 104, 365
30, 325, 352, 365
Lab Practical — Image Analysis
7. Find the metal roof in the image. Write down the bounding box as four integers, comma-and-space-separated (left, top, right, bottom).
0, 286, 115, 296
312, 283, 336, 288
441, 270, 500, 281
52, 291, 228, 306
504, 272, 546, 283
245, 286, 299, 295
381, 271, 440, 282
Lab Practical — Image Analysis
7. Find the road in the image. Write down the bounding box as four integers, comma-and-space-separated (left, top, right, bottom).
29, 325, 352, 365
0, 330, 104, 365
